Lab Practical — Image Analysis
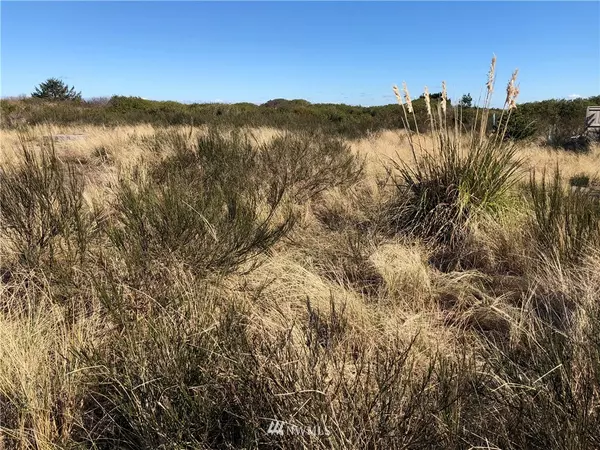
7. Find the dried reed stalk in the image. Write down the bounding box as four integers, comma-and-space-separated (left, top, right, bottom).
479, 54, 497, 143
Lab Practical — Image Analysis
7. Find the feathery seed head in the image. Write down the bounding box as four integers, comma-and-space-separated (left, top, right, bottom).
441, 81, 447, 115
505, 69, 520, 109
486, 54, 497, 94
423, 86, 432, 118
393, 85, 403, 105
509, 84, 520, 110
402, 82, 413, 114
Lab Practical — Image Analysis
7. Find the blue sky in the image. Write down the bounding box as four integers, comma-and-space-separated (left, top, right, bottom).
1, 1, 599, 106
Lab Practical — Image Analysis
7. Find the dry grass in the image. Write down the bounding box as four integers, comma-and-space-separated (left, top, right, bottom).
3, 124, 598, 181
0, 276, 105, 448
517, 141, 600, 183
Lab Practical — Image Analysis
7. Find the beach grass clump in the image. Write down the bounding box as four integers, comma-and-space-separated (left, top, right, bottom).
385, 56, 523, 257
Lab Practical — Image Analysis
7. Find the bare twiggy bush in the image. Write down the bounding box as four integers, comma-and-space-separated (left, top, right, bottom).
259, 131, 364, 203
0, 138, 103, 269
108, 129, 296, 282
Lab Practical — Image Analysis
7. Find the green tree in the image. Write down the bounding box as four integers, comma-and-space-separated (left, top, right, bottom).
459, 93, 473, 108
31, 78, 82, 101
419, 92, 443, 100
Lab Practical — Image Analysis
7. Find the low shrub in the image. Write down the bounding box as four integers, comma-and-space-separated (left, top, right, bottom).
259, 131, 364, 203
108, 128, 363, 282
77, 283, 478, 449
545, 124, 591, 153
3, 95, 596, 141
108, 161, 294, 282
0, 140, 101, 268
569, 173, 590, 188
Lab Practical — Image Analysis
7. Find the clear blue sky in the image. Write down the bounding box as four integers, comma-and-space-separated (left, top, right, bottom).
1, 1, 599, 106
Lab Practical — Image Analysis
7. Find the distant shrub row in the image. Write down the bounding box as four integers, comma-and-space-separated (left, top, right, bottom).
1, 95, 598, 141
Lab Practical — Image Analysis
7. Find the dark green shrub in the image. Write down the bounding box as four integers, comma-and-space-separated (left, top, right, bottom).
3, 95, 598, 142
569, 173, 590, 188
501, 108, 538, 140
0, 100, 17, 118
107, 96, 155, 112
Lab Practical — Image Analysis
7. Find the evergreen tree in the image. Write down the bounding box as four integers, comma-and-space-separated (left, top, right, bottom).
31, 78, 82, 101
459, 93, 473, 107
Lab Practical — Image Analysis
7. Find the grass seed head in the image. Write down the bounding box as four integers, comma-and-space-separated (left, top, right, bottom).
402, 82, 414, 114
441, 81, 447, 116
393, 85, 403, 106
487, 54, 497, 94
423, 86, 432, 119
505, 69, 520, 109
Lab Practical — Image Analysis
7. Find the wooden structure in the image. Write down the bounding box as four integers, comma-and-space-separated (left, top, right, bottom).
585, 106, 600, 137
